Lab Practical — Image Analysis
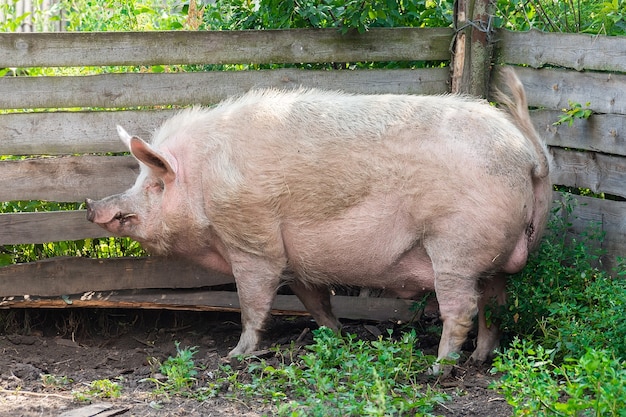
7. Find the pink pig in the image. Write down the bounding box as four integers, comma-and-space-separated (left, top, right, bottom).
86, 68, 551, 368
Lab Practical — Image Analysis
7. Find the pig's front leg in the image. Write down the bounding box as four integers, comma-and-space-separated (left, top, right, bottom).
228, 254, 285, 357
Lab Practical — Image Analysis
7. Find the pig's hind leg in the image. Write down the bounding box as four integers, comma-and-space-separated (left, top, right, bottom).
288, 280, 341, 331
470, 273, 507, 362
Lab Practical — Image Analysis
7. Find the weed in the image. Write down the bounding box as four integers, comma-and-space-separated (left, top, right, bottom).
492, 197, 626, 415
502, 196, 626, 361
73, 378, 122, 402
41, 374, 72, 389
492, 338, 626, 416
554, 101, 593, 127
213, 328, 448, 416
144, 341, 200, 397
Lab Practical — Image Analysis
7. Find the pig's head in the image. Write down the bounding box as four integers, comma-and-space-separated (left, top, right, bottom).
86, 125, 185, 255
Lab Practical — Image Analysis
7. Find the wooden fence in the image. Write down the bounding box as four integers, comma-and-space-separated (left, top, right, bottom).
0, 27, 624, 320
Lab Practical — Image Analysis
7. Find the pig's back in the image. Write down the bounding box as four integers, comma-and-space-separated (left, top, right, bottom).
159, 90, 540, 259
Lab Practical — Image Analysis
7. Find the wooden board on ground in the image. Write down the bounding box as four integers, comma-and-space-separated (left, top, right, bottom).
0, 289, 420, 324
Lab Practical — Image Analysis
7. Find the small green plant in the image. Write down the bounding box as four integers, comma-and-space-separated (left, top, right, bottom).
145, 342, 200, 397
73, 378, 122, 402
41, 374, 73, 389
492, 338, 626, 416
554, 101, 593, 127
212, 327, 448, 416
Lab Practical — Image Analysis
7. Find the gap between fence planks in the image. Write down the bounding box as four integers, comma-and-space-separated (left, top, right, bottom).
0, 289, 420, 324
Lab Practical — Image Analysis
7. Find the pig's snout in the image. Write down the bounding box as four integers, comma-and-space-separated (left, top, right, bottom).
85, 198, 96, 222
85, 198, 137, 227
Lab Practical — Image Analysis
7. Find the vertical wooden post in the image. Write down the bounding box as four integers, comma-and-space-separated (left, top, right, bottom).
451, 0, 494, 97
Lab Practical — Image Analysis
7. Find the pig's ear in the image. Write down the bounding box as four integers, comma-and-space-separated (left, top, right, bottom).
116, 125, 133, 148
129, 137, 176, 184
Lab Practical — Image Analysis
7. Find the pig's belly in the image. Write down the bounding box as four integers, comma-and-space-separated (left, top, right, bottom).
281, 200, 436, 295
287, 240, 435, 295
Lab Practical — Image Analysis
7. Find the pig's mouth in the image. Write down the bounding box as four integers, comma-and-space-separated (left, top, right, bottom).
112, 212, 137, 226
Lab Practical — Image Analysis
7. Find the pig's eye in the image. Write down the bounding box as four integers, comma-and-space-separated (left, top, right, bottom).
148, 179, 164, 192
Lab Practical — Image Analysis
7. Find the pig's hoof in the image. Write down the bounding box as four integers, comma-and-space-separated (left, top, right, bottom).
467, 348, 497, 364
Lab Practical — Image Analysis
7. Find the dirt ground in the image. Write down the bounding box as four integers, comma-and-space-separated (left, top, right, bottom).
0, 309, 512, 416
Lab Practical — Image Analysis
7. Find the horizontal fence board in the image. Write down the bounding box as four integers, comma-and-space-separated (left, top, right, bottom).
2, 106, 623, 160
0, 160, 626, 245
0, 211, 106, 244
550, 148, 626, 198
554, 193, 626, 270
0, 290, 418, 323
0, 67, 451, 110
2, 142, 621, 204
2, 108, 623, 159
532, 110, 626, 157
0, 257, 233, 297
0, 109, 175, 155
0, 156, 138, 202
0, 28, 453, 68
492, 66, 626, 115
496, 29, 626, 72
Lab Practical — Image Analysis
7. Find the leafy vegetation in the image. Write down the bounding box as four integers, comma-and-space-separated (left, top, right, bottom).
493, 198, 626, 415
494, 0, 626, 36
201, 0, 454, 32
145, 341, 201, 397
72, 378, 123, 402
145, 329, 449, 416
554, 101, 594, 127
493, 340, 626, 416
502, 197, 626, 361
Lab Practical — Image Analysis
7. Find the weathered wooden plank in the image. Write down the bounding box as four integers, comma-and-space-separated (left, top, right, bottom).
0, 156, 138, 202
553, 193, 626, 271
532, 110, 626, 157
0, 28, 453, 68
2, 106, 624, 160
0, 257, 233, 297
0, 211, 106, 244
4, 143, 623, 204
550, 148, 626, 199
492, 66, 626, 115
0, 67, 451, 110
0, 110, 175, 155
496, 29, 626, 72
0, 289, 418, 323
